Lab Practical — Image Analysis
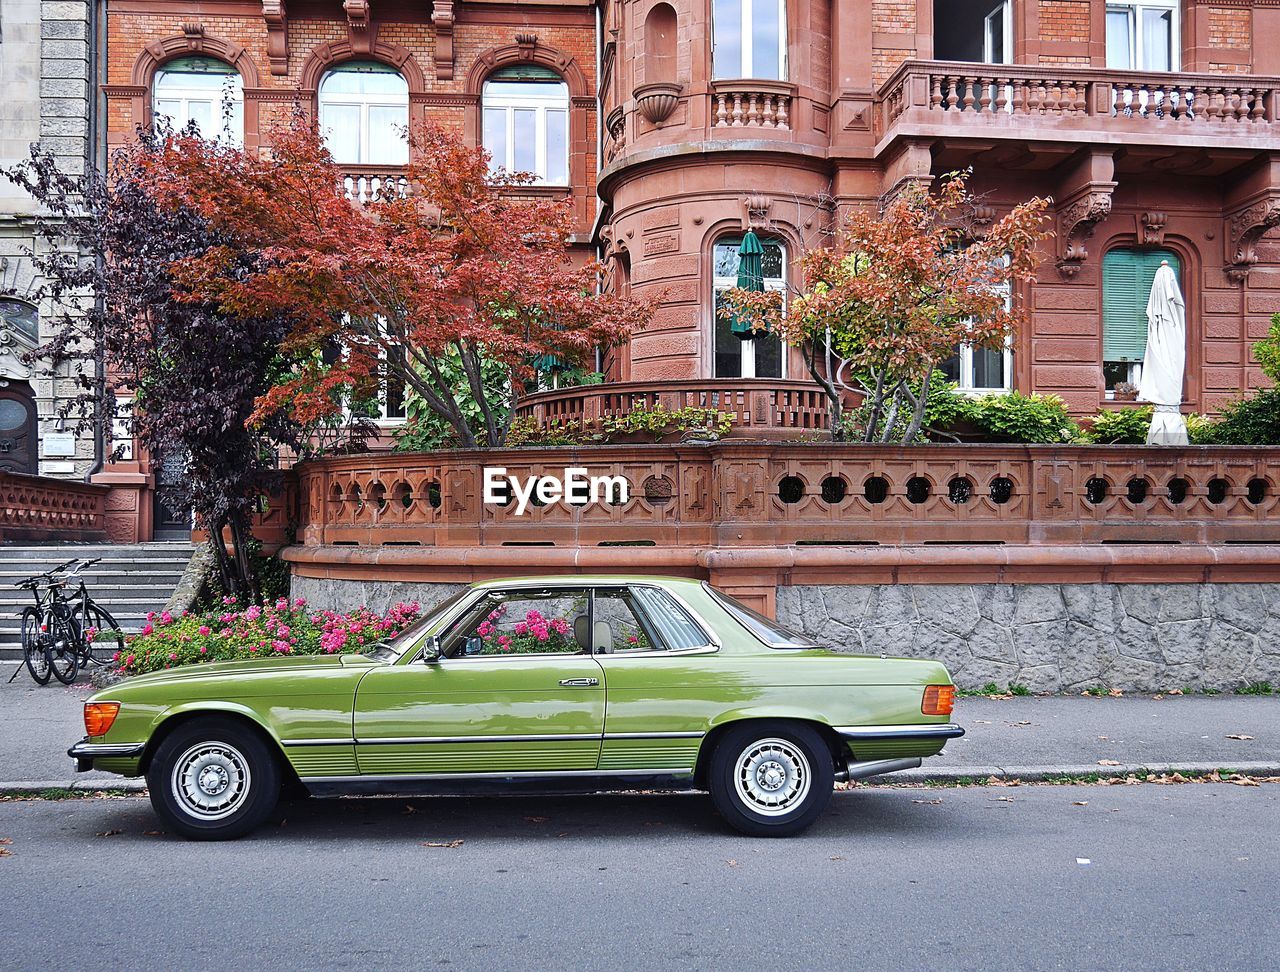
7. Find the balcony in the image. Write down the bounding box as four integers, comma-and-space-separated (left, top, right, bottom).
339, 165, 409, 204
875, 60, 1280, 154
513, 379, 830, 440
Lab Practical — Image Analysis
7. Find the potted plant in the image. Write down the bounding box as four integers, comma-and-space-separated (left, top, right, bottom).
1113, 380, 1139, 402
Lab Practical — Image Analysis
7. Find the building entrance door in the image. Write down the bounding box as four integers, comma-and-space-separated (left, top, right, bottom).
0, 383, 38, 475
152, 449, 193, 539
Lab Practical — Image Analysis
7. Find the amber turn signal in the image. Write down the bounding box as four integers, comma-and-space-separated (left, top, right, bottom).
921, 684, 955, 716
84, 702, 120, 738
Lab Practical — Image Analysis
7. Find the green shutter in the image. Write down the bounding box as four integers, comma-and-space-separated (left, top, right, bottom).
1102, 249, 1180, 362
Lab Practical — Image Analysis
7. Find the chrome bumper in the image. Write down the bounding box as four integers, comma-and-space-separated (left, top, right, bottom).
834, 724, 965, 741
68, 739, 145, 772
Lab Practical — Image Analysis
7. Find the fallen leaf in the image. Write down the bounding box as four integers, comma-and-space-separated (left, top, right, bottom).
992, 796, 1015, 802
1108, 688, 1124, 697
973, 720, 992, 725
1225, 734, 1254, 741
524, 816, 548, 824
0, 838, 11, 845
1098, 759, 1122, 767
402, 805, 418, 815
1152, 694, 1164, 701
421, 839, 464, 848
1226, 775, 1260, 788
1073, 801, 1089, 806
830, 855, 846, 861
725, 859, 739, 868
0, 848, 11, 858
1097, 735, 1109, 740
1167, 688, 1184, 695
912, 798, 943, 805
95, 829, 123, 838
1006, 720, 1032, 727
143, 830, 164, 837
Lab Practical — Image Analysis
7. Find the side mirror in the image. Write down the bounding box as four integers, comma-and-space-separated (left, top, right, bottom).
421, 635, 443, 664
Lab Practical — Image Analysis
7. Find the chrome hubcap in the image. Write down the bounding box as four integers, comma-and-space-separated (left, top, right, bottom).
171, 743, 251, 821
734, 738, 811, 817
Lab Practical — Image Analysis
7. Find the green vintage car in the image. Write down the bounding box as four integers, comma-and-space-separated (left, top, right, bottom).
70, 576, 961, 839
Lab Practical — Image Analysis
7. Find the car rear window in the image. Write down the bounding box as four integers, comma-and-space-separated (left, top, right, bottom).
630, 586, 713, 650
702, 583, 819, 649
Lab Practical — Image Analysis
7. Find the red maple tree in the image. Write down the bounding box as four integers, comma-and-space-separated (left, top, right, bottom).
142, 122, 653, 447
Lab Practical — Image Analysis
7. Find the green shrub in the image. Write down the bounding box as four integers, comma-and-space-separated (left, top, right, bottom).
601, 404, 733, 442
840, 372, 973, 442
968, 391, 1080, 444
505, 415, 589, 447
1186, 413, 1221, 444
1084, 406, 1152, 444
1253, 313, 1280, 384
1209, 388, 1280, 445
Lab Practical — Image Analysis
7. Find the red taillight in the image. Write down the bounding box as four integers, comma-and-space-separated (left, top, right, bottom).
922, 684, 955, 716
84, 702, 120, 737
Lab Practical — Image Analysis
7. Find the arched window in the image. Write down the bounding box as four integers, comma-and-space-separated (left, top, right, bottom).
318, 62, 410, 166
153, 56, 244, 144
712, 236, 785, 379
1103, 247, 1181, 392
482, 65, 570, 186
712, 0, 786, 80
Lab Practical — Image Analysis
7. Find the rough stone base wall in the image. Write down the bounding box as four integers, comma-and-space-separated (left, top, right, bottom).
777, 584, 1280, 693
294, 575, 1280, 693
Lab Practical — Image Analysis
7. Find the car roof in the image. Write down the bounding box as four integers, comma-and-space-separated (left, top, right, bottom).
471, 575, 706, 591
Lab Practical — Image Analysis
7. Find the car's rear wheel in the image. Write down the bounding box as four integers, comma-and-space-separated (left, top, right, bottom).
146, 717, 281, 840
707, 722, 834, 837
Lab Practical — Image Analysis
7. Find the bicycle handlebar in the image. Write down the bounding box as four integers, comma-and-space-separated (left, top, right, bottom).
13, 558, 82, 588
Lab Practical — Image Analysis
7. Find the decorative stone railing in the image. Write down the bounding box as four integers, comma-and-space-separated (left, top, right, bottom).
289, 443, 1280, 552
877, 60, 1280, 142
340, 166, 409, 204
711, 80, 795, 130
513, 379, 830, 439
0, 471, 109, 542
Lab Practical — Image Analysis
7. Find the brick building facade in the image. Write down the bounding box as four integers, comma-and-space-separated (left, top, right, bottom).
18, 0, 1280, 540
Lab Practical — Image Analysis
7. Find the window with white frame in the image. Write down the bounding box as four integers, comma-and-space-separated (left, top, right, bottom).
153, 56, 244, 145
482, 66, 570, 186
318, 62, 409, 166
712, 237, 786, 379
712, 0, 787, 80
940, 267, 1012, 394
1106, 1, 1179, 72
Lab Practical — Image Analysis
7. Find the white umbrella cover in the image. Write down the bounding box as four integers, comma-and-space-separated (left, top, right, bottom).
1137, 261, 1188, 445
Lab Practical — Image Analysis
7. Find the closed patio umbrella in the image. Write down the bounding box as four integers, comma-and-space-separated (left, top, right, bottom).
1137, 260, 1188, 445
730, 230, 765, 340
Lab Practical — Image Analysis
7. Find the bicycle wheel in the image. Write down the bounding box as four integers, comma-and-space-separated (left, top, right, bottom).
20, 607, 51, 685
75, 602, 126, 667
46, 605, 80, 685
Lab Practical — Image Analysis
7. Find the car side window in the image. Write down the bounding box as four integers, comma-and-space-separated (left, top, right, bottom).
628, 586, 713, 651
444, 589, 588, 657
592, 589, 662, 653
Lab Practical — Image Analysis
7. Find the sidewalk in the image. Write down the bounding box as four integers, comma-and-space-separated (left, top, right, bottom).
1, 662, 1277, 789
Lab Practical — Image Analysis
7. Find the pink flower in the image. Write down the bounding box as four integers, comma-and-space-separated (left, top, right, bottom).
124, 654, 134, 666
199, 646, 207, 654
146, 611, 155, 622
198, 625, 211, 636
169, 652, 177, 661
294, 597, 307, 608
513, 621, 528, 635
140, 623, 153, 636
160, 611, 173, 626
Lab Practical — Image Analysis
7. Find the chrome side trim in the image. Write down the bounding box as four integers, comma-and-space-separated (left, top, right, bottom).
280, 738, 358, 748
602, 731, 705, 740
284, 731, 709, 747
834, 724, 965, 740
67, 741, 145, 759
298, 767, 695, 783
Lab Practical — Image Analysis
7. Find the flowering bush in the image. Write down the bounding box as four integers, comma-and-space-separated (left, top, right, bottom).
476, 605, 576, 654
115, 597, 421, 676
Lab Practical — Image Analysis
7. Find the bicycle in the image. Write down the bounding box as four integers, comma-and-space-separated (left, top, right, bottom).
12, 558, 126, 685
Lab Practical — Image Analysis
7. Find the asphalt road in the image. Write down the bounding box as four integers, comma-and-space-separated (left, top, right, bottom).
2, 783, 1276, 971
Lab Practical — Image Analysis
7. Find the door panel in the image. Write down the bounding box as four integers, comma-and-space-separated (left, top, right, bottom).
353, 656, 606, 775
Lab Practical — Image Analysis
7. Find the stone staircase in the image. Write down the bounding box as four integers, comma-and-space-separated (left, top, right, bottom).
0, 543, 194, 661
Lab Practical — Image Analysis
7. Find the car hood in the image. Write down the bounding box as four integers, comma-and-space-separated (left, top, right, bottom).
112, 653, 378, 689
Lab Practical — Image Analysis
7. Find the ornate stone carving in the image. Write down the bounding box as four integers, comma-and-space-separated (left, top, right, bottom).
1224, 193, 1280, 284
343, 0, 372, 54
181, 23, 205, 47
744, 194, 772, 230
634, 81, 681, 125
516, 33, 538, 59
262, 0, 288, 76
1055, 187, 1114, 278
1141, 210, 1168, 246
432, 0, 455, 81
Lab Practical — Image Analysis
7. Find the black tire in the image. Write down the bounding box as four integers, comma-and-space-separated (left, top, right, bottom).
146, 717, 281, 840
20, 608, 51, 685
707, 721, 835, 837
46, 606, 79, 685
74, 603, 126, 667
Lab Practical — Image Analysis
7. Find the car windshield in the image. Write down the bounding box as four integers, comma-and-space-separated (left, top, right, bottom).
702, 583, 819, 649
360, 588, 473, 662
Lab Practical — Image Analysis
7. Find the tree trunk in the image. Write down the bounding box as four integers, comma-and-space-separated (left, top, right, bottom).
901, 367, 933, 444
227, 511, 260, 605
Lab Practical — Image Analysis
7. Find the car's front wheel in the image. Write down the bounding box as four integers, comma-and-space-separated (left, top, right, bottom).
707, 722, 834, 837
146, 717, 281, 840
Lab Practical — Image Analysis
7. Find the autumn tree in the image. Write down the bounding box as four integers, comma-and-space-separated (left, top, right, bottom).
723, 172, 1051, 442
3, 134, 370, 601
143, 122, 653, 448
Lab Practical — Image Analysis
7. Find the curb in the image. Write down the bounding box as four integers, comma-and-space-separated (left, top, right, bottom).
2, 762, 1279, 797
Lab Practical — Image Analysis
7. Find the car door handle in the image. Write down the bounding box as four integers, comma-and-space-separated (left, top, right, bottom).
559, 677, 599, 687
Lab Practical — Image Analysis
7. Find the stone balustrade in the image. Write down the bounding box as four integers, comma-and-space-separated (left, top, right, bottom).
340, 166, 409, 204
514, 379, 829, 440
290, 442, 1280, 552
710, 80, 794, 130
877, 61, 1280, 147
0, 471, 109, 542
